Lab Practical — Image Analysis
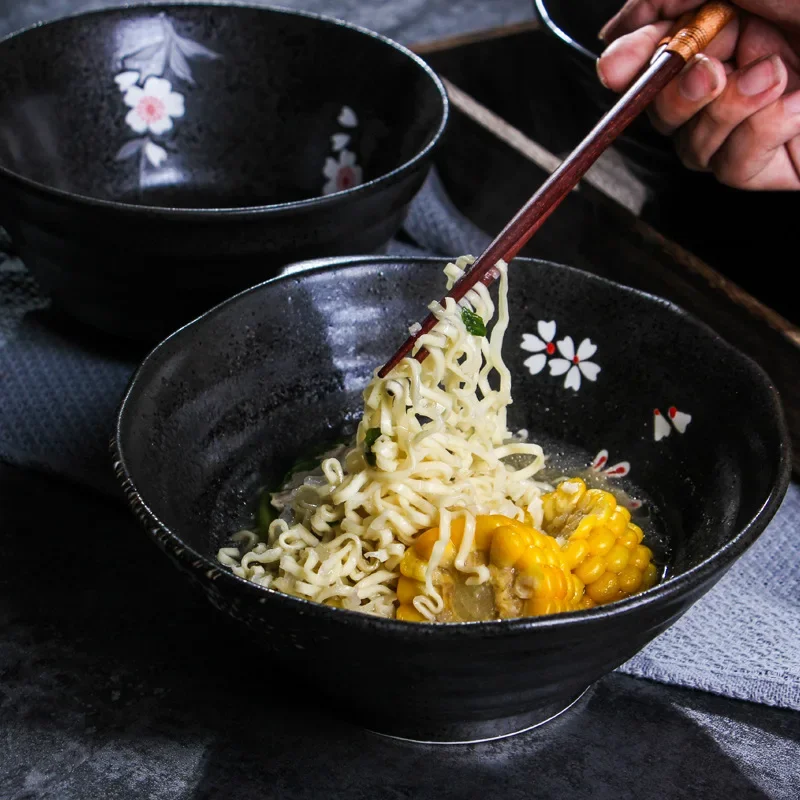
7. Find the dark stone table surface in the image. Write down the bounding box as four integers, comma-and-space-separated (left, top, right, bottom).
1, 463, 799, 800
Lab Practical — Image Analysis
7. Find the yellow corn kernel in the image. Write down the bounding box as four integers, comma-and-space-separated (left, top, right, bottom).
570, 574, 585, 603
396, 575, 425, 605
413, 527, 457, 562
575, 554, 606, 585
579, 595, 596, 610
587, 528, 616, 556
607, 507, 631, 536
630, 544, 653, 571
473, 515, 518, 550
526, 596, 577, 616
617, 529, 639, 549
572, 514, 599, 540
562, 538, 589, 570
400, 549, 430, 582
490, 526, 530, 568
617, 566, 643, 594
586, 571, 620, 604
605, 544, 631, 574
580, 489, 617, 522
641, 562, 659, 590
631, 524, 645, 544
515, 545, 547, 575
396, 604, 427, 622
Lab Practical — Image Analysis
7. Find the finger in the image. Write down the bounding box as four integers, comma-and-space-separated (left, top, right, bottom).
646, 54, 728, 134
735, 15, 800, 86
600, 0, 703, 43
676, 53, 788, 169
597, 16, 738, 92
597, 22, 673, 92
711, 88, 800, 188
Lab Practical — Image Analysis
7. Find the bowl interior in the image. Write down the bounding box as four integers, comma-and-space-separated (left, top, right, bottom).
0, 4, 444, 208
118, 257, 787, 591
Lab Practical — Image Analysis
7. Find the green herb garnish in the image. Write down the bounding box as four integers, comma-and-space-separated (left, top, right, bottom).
364, 427, 381, 467
461, 307, 486, 336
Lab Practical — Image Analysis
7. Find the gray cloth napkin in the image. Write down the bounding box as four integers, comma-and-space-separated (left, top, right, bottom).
1, 170, 798, 711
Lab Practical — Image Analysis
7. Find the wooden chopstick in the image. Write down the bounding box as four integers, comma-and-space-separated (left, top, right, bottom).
378, 1, 736, 378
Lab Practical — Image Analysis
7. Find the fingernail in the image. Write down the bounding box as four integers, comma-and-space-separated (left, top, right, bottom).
784, 89, 800, 114
738, 54, 781, 97
679, 56, 719, 102
596, 57, 610, 89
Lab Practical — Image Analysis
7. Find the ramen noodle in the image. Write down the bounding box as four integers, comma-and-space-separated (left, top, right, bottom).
217, 256, 658, 621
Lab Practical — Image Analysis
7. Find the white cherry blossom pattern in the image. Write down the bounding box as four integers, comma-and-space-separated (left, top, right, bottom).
654, 406, 692, 441
521, 320, 557, 375
322, 149, 363, 195
590, 449, 630, 478
338, 106, 358, 127
331, 133, 351, 152
548, 336, 601, 391
588, 451, 642, 510
114, 14, 221, 177
123, 76, 184, 135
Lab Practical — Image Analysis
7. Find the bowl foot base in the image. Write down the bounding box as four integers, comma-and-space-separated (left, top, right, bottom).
363, 685, 591, 745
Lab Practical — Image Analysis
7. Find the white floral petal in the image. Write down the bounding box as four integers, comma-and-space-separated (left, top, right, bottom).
123, 86, 144, 108
115, 71, 140, 91
564, 365, 582, 391
331, 133, 350, 151
578, 362, 601, 382
521, 333, 547, 353
323, 157, 339, 179
164, 91, 185, 118
654, 412, 671, 442
322, 177, 338, 195
537, 320, 556, 342
339, 149, 356, 167
556, 336, 575, 360
576, 338, 597, 362
149, 115, 173, 135
125, 108, 148, 133
144, 141, 168, 167
670, 409, 692, 434
338, 105, 358, 127
548, 358, 571, 376
591, 450, 609, 471
143, 76, 172, 98
523, 353, 547, 375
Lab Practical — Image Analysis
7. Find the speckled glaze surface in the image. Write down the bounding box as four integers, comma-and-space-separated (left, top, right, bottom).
113, 256, 790, 742
0, 4, 447, 340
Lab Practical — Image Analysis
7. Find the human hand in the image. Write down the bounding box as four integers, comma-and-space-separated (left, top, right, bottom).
596, 1, 800, 189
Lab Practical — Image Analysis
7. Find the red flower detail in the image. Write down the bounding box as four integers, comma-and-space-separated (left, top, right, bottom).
572, 355, 580, 364
137, 96, 166, 124
654, 408, 661, 416
337, 166, 356, 190
546, 342, 556, 355
668, 406, 677, 418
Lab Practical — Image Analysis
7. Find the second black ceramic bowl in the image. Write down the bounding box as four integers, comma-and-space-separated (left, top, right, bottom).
0, 4, 447, 341
113, 256, 790, 743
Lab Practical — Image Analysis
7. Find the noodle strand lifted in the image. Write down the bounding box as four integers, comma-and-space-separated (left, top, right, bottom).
218, 256, 550, 618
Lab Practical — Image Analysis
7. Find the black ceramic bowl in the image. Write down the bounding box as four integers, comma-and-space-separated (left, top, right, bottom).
113, 256, 790, 743
0, 4, 447, 341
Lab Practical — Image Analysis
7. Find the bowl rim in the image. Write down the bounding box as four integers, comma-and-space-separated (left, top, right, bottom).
0, 1, 449, 218
113, 255, 792, 638
533, 0, 601, 62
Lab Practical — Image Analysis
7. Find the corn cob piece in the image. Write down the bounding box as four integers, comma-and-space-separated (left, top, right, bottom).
542, 478, 659, 607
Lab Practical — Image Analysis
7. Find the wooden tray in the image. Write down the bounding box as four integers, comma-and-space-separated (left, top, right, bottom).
409, 24, 800, 470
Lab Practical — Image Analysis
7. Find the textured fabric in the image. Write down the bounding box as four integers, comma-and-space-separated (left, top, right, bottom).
1, 170, 797, 712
